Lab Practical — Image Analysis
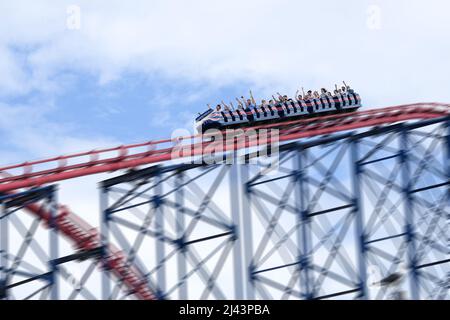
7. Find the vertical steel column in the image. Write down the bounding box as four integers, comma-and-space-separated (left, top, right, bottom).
447, 119, 450, 186
351, 137, 368, 299
100, 186, 110, 300
49, 186, 59, 300
241, 164, 254, 299
400, 127, 419, 299
0, 201, 7, 299
295, 147, 313, 299
175, 172, 187, 299
446, 120, 450, 196
229, 158, 244, 299
445, 120, 450, 274
154, 174, 166, 299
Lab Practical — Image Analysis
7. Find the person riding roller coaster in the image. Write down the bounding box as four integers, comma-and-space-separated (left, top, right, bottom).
195, 81, 360, 133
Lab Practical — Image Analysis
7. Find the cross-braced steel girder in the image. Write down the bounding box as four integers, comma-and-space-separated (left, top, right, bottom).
99, 116, 449, 300
0, 186, 111, 300
100, 163, 245, 300
0, 186, 58, 299
245, 117, 449, 300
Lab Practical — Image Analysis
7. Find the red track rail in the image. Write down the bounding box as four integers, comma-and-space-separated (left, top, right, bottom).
0, 103, 449, 193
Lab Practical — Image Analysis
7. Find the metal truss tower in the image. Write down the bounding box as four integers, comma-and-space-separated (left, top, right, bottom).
0, 111, 448, 300
0, 186, 58, 299
98, 117, 449, 300
0, 186, 110, 300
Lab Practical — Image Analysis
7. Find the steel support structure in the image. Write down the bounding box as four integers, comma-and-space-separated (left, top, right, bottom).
247, 117, 449, 299
0, 116, 445, 300
0, 107, 446, 300
99, 116, 449, 300
247, 134, 359, 299
355, 119, 449, 299
0, 185, 119, 300
100, 163, 242, 299
0, 186, 58, 299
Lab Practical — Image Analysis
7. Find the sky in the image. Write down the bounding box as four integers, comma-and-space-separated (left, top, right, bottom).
0, 0, 449, 298
1, 0, 450, 164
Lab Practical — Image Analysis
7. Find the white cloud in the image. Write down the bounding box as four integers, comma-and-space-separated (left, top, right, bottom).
0, 0, 449, 105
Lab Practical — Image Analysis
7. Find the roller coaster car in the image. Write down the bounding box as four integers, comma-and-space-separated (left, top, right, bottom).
195, 92, 361, 133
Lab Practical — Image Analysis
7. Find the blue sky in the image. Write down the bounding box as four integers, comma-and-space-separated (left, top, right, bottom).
1, 0, 450, 165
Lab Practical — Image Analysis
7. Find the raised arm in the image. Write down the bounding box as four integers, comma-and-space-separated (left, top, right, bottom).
235, 97, 244, 107
207, 103, 212, 109
343, 80, 349, 89
249, 90, 256, 105
301, 87, 305, 96
229, 102, 235, 111
295, 89, 299, 99
221, 100, 230, 109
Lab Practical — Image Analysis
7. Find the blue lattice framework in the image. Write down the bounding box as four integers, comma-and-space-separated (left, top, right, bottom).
0, 186, 58, 299
100, 116, 449, 300
0, 186, 109, 300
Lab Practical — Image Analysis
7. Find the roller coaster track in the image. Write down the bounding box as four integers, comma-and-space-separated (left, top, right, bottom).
1, 103, 449, 193
1, 102, 449, 300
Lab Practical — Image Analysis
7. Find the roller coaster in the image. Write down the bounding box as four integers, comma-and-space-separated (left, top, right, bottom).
195, 92, 361, 132
0, 102, 449, 300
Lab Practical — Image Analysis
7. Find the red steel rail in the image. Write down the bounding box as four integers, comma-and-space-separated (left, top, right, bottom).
0, 103, 449, 193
